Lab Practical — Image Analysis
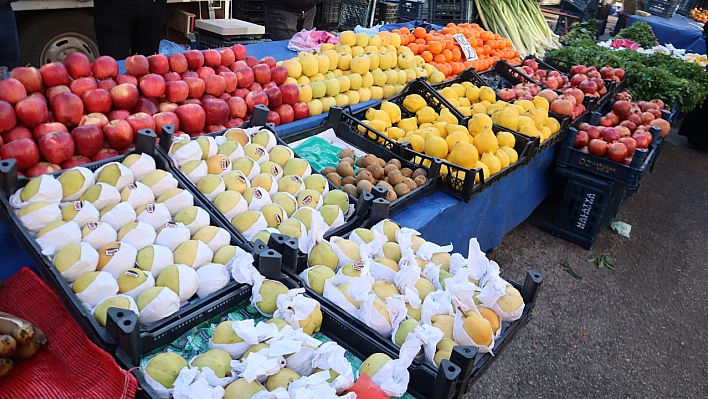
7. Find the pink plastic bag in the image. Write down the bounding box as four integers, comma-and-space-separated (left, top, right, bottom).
287, 29, 340, 52
611, 39, 640, 50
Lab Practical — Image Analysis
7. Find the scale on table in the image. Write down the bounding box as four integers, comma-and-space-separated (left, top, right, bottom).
194, 18, 268, 49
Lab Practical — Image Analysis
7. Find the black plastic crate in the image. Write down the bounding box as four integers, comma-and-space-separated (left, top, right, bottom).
156, 105, 369, 243
0, 130, 254, 354
557, 127, 663, 189
398, 0, 429, 21
340, 0, 375, 30
549, 166, 628, 249
561, 0, 599, 13
317, 0, 342, 30
195, 29, 268, 50
376, 1, 400, 24
477, 60, 541, 91
646, 0, 679, 17
273, 228, 544, 398
279, 107, 442, 217
429, 0, 476, 24
125, 257, 465, 399
676, 0, 698, 16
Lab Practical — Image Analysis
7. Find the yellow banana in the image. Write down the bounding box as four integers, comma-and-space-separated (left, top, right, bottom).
0, 335, 16, 358
0, 358, 13, 378
11, 339, 41, 361
0, 312, 35, 345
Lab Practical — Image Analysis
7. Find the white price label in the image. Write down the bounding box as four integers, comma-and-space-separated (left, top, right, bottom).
453, 33, 478, 61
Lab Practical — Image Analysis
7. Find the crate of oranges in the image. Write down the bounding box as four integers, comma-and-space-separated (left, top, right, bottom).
388, 24, 522, 81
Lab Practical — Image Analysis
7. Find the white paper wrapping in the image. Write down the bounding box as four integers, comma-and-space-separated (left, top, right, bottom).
187, 354, 236, 389
414, 323, 445, 366
196, 263, 230, 298
155, 222, 191, 251
416, 241, 453, 262
452, 305, 494, 354
210, 319, 278, 359
246, 187, 271, 211
119, 221, 156, 251
449, 238, 490, 283
369, 259, 397, 283
254, 174, 278, 197
139, 286, 181, 324
81, 222, 118, 250
124, 153, 156, 181
394, 264, 423, 300
74, 270, 118, 308
320, 206, 344, 231
100, 202, 137, 231
239, 158, 261, 181
60, 200, 100, 228
280, 175, 305, 197
481, 273, 524, 322
197, 227, 231, 253
36, 220, 81, 256
146, 172, 180, 198
169, 134, 203, 167
121, 270, 156, 299
184, 240, 215, 270
99, 242, 138, 278
230, 352, 283, 384
302, 211, 328, 256
60, 167, 95, 202
268, 328, 321, 378
399, 286, 421, 316
160, 190, 195, 216
420, 290, 455, 326
199, 136, 218, 159
136, 203, 172, 230
122, 182, 155, 210
183, 160, 208, 184
138, 245, 174, 277
367, 338, 417, 397
218, 193, 248, 221
57, 242, 99, 282
240, 213, 268, 241
358, 293, 406, 338
422, 262, 442, 291
199, 176, 226, 202
250, 129, 277, 152
272, 289, 318, 331
328, 237, 361, 269
220, 141, 245, 163
94, 162, 134, 191
182, 207, 211, 236
166, 263, 200, 302
311, 342, 355, 394
173, 368, 226, 399
286, 371, 337, 399
322, 275, 373, 318
251, 387, 289, 399
226, 246, 257, 284
17, 203, 61, 234
85, 183, 121, 210
92, 294, 139, 321
143, 359, 189, 399
10, 174, 63, 208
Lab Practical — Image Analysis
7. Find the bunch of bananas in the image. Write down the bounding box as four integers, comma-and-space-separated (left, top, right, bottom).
0, 311, 48, 377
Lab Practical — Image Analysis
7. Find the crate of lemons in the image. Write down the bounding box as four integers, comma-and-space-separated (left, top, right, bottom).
278, 30, 443, 117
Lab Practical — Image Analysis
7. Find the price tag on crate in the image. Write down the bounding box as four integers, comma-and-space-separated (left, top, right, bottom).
453, 33, 478, 61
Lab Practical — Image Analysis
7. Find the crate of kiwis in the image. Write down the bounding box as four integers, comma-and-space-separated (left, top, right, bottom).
278, 107, 441, 216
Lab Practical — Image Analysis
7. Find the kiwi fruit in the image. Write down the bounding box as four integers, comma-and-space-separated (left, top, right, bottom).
342, 184, 358, 198
394, 183, 410, 197
342, 176, 356, 186
326, 173, 341, 187
336, 162, 354, 177
387, 159, 401, 169
401, 168, 413, 178
357, 180, 373, 195
412, 168, 427, 179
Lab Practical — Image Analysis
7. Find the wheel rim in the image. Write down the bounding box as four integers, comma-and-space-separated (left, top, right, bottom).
40, 33, 99, 65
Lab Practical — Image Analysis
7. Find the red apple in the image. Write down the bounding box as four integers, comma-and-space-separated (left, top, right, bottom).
205, 124, 226, 133
15, 96, 48, 128
588, 139, 608, 157
219, 71, 237, 93
204, 74, 226, 96
61, 155, 91, 169
71, 124, 104, 157
50, 92, 83, 127
127, 112, 156, 139
202, 49, 221, 68
133, 97, 158, 116
79, 112, 109, 128
1, 137, 39, 171
154, 111, 179, 133
245, 56, 258, 67
181, 71, 199, 80
139, 74, 166, 98
197, 67, 215, 79
11, 67, 43, 92
225, 118, 244, 128
219, 48, 235, 67
573, 130, 589, 149
109, 85, 138, 111
161, 72, 180, 82
248, 82, 263, 92
166, 80, 189, 103
97, 78, 117, 91
270, 66, 288, 85
167, 53, 188, 74
103, 119, 133, 149
184, 77, 206, 99
183, 98, 202, 106
91, 55, 119, 80
259, 56, 276, 69
266, 111, 280, 126
81, 88, 112, 114
292, 102, 309, 121
235, 67, 254, 89
245, 91, 268, 114
231, 44, 247, 61
251, 64, 271, 85
39, 131, 74, 164
3, 126, 32, 143
25, 162, 61, 177
69, 77, 97, 98
184, 50, 205, 70
158, 102, 179, 113
107, 110, 131, 121
62, 52, 91, 80
148, 54, 169, 75
29, 91, 47, 104
32, 122, 68, 141
91, 148, 119, 162
0, 101, 17, 133
125, 54, 150, 77
176, 104, 206, 134
607, 142, 627, 162
116, 73, 139, 87
215, 65, 230, 75
279, 83, 299, 106
203, 98, 229, 125
263, 81, 276, 90
234, 88, 250, 99
227, 96, 247, 118
218, 93, 231, 101
40, 62, 70, 87
0, 78, 27, 105
231, 61, 247, 71
265, 86, 282, 108
274, 104, 294, 125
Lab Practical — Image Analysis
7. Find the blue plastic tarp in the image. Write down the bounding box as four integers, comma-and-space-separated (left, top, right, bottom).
379, 20, 446, 32
628, 14, 706, 54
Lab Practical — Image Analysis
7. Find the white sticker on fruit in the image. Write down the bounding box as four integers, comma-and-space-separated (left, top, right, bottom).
169, 134, 202, 167
81, 221, 117, 250
453, 33, 478, 61
121, 270, 156, 300
184, 160, 208, 185
136, 202, 171, 231
138, 285, 180, 325
37, 219, 81, 256
159, 190, 194, 216
10, 174, 63, 209
57, 241, 99, 283
100, 202, 137, 231
93, 162, 135, 192
246, 187, 271, 211
100, 242, 138, 278
124, 153, 156, 181
74, 270, 118, 309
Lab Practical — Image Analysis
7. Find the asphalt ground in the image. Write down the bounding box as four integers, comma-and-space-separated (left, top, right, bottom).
464, 128, 708, 398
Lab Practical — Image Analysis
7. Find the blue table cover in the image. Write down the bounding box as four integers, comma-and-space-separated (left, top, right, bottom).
628, 14, 706, 54
0, 38, 559, 279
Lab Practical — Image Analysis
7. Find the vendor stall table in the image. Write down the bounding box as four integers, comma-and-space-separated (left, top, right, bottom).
627, 14, 706, 54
